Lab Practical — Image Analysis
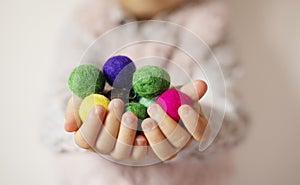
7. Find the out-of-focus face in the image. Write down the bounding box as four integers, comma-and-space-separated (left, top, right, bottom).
118, 0, 186, 19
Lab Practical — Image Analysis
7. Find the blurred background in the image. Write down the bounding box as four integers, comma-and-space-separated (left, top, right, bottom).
0, 0, 299, 184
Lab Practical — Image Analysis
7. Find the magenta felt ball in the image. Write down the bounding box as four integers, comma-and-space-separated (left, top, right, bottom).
156, 89, 193, 122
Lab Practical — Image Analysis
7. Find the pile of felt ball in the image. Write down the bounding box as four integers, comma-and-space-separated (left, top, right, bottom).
68, 55, 193, 132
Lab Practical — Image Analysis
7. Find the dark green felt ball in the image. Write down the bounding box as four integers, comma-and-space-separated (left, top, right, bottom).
68, 64, 106, 99
126, 102, 149, 120
132, 66, 170, 98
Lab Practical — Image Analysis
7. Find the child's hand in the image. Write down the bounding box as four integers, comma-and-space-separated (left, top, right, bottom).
65, 97, 149, 162
64, 80, 208, 162
141, 80, 209, 160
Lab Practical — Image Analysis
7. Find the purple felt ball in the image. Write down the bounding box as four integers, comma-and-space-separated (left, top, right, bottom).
103, 55, 136, 88
156, 89, 193, 122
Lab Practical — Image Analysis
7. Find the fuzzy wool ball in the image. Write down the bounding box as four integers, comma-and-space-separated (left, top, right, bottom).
156, 89, 193, 122
126, 102, 149, 120
79, 94, 110, 122
103, 55, 136, 88
139, 97, 156, 108
68, 64, 106, 99
133, 65, 170, 98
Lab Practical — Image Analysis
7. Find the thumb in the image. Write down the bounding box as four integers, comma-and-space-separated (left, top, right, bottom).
64, 95, 82, 132
180, 80, 207, 101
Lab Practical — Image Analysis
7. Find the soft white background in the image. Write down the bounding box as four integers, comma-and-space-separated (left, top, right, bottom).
0, 0, 299, 184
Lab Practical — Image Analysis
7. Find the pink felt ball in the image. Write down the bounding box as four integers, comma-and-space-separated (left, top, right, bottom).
156, 89, 193, 122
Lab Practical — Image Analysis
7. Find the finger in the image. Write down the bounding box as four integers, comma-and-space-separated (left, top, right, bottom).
74, 132, 90, 149
178, 105, 209, 141
130, 135, 148, 162
180, 80, 207, 101
74, 106, 106, 149
147, 146, 160, 159
148, 104, 191, 149
95, 99, 124, 154
110, 112, 137, 160
142, 118, 177, 161
65, 95, 82, 132
193, 100, 202, 113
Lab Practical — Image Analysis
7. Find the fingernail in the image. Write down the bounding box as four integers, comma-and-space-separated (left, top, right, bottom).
180, 106, 190, 116
113, 99, 122, 109
110, 99, 123, 120
148, 104, 166, 123
124, 114, 134, 124
122, 113, 137, 129
95, 106, 105, 118
136, 139, 147, 146
148, 104, 162, 115
142, 119, 155, 131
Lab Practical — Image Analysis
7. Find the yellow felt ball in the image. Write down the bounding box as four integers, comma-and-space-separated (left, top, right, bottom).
79, 94, 110, 122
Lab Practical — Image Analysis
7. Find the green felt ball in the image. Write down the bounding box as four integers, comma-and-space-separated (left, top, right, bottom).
126, 103, 149, 120
139, 97, 156, 108
132, 66, 170, 98
68, 64, 106, 99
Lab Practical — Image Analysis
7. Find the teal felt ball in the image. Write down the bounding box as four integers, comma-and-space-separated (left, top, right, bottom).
68, 64, 106, 99
139, 97, 156, 108
132, 66, 170, 98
